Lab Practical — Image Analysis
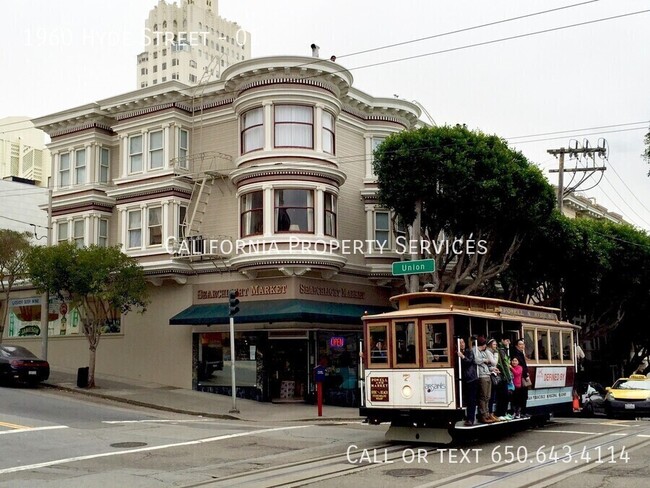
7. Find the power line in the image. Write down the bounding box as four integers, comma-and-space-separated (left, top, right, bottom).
606, 161, 650, 215
507, 121, 650, 140
510, 126, 649, 145
0, 214, 48, 229
337, 0, 602, 59
599, 174, 650, 227
343, 9, 650, 74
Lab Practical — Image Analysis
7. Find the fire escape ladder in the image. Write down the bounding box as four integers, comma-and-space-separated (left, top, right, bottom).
184, 175, 213, 238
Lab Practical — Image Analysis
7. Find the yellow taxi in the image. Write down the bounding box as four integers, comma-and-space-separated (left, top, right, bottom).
605, 374, 650, 418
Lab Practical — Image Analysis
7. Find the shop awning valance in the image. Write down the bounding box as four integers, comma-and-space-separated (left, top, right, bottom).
169, 299, 391, 326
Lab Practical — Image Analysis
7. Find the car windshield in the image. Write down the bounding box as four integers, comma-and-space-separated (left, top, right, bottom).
612, 379, 650, 391
0, 345, 39, 359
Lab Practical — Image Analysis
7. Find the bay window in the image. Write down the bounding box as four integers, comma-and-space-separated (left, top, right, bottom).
274, 189, 314, 233
241, 108, 264, 153
127, 210, 142, 249
59, 153, 70, 187
148, 207, 163, 245
324, 192, 337, 237
240, 191, 263, 237
149, 130, 164, 169
274, 105, 313, 148
129, 135, 143, 173
322, 111, 335, 154
57, 222, 69, 243
73, 219, 84, 248
98, 219, 108, 247
99, 148, 110, 183
74, 149, 86, 184
178, 128, 189, 168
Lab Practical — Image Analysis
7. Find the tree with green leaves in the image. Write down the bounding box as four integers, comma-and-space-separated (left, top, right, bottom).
26, 243, 149, 388
373, 125, 556, 294
644, 127, 650, 168
0, 230, 33, 343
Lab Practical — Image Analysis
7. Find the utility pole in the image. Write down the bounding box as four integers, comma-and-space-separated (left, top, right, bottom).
548, 139, 607, 214
40, 186, 52, 360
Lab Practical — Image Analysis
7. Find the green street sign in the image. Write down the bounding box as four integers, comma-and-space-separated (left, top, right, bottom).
392, 259, 435, 276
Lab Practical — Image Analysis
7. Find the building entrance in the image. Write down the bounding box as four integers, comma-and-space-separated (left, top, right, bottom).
268, 339, 308, 402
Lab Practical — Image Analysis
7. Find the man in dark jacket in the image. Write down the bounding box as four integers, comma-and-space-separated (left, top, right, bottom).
458, 337, 479, 425
495, 336, 512, 417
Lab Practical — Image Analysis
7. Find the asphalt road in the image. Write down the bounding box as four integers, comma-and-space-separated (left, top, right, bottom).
2, 385, 650, 487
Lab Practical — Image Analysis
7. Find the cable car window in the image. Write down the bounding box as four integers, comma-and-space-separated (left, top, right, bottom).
550, 331, 561, 361
424, 322, 448, 364
562, 331, 573, 361
538, 330, 549, 360
368, 324, 388, 364
394, 321, 417, 365
524, 328, 535, 360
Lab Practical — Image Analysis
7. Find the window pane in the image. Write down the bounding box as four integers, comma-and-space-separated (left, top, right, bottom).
59, 153, 70, 186
128, 210, 142, 249
130, 135, 142, 154
425, 323, 449, 363
149, 131, 163, 149
178, 206, 187, 239
324, 192, 336, 237
274, 106, 313, 148
99, 219, 108, 247
538, 330, 548, 360
57, 222, 68, 242
60, 153, 70, 170
394, 321, 417, 365
148, 207, 162, 245
241, 191, 263, 237
562, 332, 572, 361
243, 108, 263, 128
274, 189, 313, 232
369, 325, 388, 365
73, 220, 84, 247
243, 126, 264, 153
100, 148, 110, 183
550, 331, 561, 360
75, 149, 86, 184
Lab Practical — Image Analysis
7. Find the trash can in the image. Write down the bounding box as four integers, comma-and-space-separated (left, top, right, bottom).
77, 367, 89, 388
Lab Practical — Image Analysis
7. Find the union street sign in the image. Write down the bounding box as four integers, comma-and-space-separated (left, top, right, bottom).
392, 259, 435, 276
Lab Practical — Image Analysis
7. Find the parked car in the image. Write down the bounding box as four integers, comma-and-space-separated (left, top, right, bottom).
604, 374, 650, 418
0, 345, 50, 386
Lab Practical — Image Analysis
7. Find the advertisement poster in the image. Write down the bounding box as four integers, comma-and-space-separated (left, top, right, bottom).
6, 296, 121, 338
423, 373, 449, 404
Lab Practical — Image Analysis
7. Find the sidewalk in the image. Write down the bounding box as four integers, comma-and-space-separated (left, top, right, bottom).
43, 370, 363, 423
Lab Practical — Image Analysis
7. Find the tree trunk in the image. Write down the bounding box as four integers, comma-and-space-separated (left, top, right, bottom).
88, 345, 97, 389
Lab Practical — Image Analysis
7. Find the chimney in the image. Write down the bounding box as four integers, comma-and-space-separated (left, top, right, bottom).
310, 43, 320, 57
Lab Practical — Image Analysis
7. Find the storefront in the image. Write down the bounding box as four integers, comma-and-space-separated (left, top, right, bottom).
170, 278, 391, 406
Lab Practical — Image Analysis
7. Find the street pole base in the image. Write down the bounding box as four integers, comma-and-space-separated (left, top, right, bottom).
229, 409, 240, 414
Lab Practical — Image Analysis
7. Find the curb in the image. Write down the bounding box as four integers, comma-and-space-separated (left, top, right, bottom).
42, 383, 241, 421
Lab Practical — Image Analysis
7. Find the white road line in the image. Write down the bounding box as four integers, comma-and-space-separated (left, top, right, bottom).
0, 426, 69, 436
537, 430, 597, 435
608, 432, 627, 436
637, 434, 650, 438
0, 425, 309, 475
102, 419, 213, 424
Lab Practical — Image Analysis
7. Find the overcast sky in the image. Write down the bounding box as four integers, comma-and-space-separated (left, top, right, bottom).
2, 0, 649, 229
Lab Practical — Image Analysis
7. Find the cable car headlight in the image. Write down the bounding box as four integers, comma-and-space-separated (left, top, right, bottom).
401, 385, 413, 399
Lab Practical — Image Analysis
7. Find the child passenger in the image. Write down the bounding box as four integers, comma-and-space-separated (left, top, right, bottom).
510, 356, 525, 418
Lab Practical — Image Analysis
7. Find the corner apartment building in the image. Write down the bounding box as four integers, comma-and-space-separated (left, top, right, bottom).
16, 56, 420, 405
137, 0, 251, 89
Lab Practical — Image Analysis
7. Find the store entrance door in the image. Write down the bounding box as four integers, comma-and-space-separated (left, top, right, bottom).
268, 339, 308, 402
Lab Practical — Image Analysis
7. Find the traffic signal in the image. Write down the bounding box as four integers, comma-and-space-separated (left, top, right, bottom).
228, 289, 240, 316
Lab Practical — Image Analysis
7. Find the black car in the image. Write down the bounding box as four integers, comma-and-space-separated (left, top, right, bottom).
0, 345, 50, 386
579, 381, 608, 416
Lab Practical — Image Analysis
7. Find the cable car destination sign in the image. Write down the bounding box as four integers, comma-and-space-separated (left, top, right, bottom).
391, 258, 435, 276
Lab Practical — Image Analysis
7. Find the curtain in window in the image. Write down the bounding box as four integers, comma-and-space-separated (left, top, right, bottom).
128, 211, 142, 248
275, 106, 313, 148
148, 207, 162, 245
242, 108, 264, 153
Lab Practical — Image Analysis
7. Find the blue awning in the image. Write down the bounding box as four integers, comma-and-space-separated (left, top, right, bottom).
169, 299, 391, 326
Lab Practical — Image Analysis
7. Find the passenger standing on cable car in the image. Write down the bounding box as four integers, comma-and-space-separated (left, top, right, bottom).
458, 337, 478, 426
486, 338, 500, 421
474, 336, 495, 424
495, 336, 513, 418
512, 338, 530, 417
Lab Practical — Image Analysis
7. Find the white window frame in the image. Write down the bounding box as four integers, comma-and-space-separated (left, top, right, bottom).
241, 107, 264, 154
178, 128, 189, 169
127, 209, 142, 249
148, 206, 163, 246
274, 105, 313, 149
98, 219, 109, 247
322, 111, 335, 155
129, 135, 143, 174
99, 147, 110, 184
374, 210, 390, 250
57, 221, 69, 243
148, 130, 164, 170
59, 152, 71, 187
73, 219, 85, 248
